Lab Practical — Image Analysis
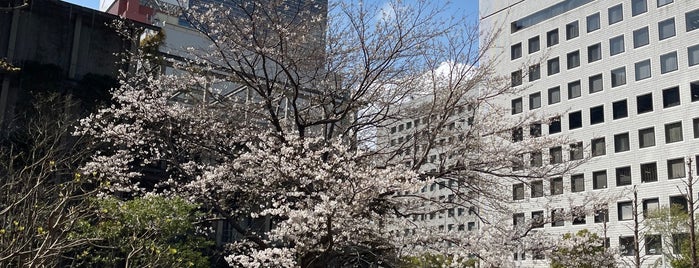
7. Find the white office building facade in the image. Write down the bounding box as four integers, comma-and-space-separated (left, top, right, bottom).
480, 0, 699, 266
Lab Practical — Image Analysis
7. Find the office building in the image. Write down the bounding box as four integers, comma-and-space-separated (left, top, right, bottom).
480, 0, 699, 266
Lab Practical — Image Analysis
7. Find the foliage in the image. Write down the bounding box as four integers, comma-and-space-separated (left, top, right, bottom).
549, 229, 616, 268
401, 253, 476, 268
646, 205, 694, 268
72, 196, 211, 267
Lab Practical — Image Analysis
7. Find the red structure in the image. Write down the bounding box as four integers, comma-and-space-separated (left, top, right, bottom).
103, 0, 154, 24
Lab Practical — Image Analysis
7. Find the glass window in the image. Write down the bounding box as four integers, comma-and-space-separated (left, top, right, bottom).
550, 177, 563, 195
589, 74, 603, 93
637, 93, 653, 114
513, 183, 524, 200
531, 180, 544, 198
633, 27, 650, 48
547, 29, 559, 47
548, 87, 560, 104
588, 43, 602, 62
550, 146, 563, 164
657, 0, 673, 7
614, 132, 630, 152
670, 195, 689, 212
665, 121, 684, 143
616, 166, 632, 186
569, 111, 582, 129
659, 18, 676, 40
686, 9, 699, 32
547, 57, 560, 75
511, 70, 522, 86
530, 151, 542, 167
549, 116, 561, 134
620, 236, 635, 256
593, 170, 608, 189
512, 127, 523, 142
635, 59, 651, 81
566, 21, 579, 40
529, 64, 540, 81
639, 127, 656, 148
692, 81, 699, 102
570, 142, 583, 160
611, 67, 626, 87
590, 105, 604, 125
608, 4, 624, 25
689, 44, 699, 66
663, 86, 680, 108
641, 162, 658, 182
595, 208, 609, 223
591, 137, 606, 156
567, 50, 580, 69
529, 92, 541, 110
513, 213, 525, 226
587, 13, 600, 32
668, 158, 686, 179
610, 35, 625, 56
632, 0, 647, 16
618, 201, 633, 221
530, 123, 542, 137
551, 208, 564, 227
511, 43, 522, 60
613, 99, 628, 119
571, 206, 586, 224
571, 174, 585, 192
528, 36, 540, 54
531, 211, 544, 228
512, 98, 522, 114
660, 51, 678, 73
694, 118, 699, 138
646, 234, 662, 255
568, 80, 581, 99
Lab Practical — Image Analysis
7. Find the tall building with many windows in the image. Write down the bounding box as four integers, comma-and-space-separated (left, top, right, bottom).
481, 0, 699, 266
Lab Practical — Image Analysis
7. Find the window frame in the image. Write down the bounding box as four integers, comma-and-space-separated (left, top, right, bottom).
614, 132, 630, 153
616, 166, 632, 186
635, 59, 651, 81
665, 121, 684, 143
639, 127, 656, 148
613, 99, 628, 119
658, 17, 676, 40
608, 4, 624, 25
528, 36, 540, 54
587, 12, 600, 32
633, 27, 650, 48
610, 35, 625, 56
566, 21, 579, 40
611, 67, 627, 87
660, 51, 679, 74
641, 162, 658, 182
588, 43, 602, 63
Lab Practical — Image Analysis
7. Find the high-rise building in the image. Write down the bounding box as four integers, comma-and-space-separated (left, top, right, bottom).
480, 0, 699, 266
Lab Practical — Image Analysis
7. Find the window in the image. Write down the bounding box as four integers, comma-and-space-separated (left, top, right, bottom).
613, 99, 628, 119
646, 235, 662, 255
568, 80, 581, 99
643, 198, 660, 216
593, 170, 608, 189
531, 180, 543, 198
511, 98, 523, 114
608, 4, 623, 25
660, 51, 678, 74
547, 57, 560, 75
529, 92, 541, 110
591, 138, 606, 157
513, 184, 524, 200
657, 0, 673, 7
549, 117, 561, 134
528, 36, 540, 54
530, 123, 542, 137
639, 127, 656, 148
540, 29, 556, 47
550, 146, 563, 164
511, 43, 522, 60
566, 21, 579, 40
637, 93, 653, 114
633, 27, 650, 48
511, 70, 522, 86
531, 211, 544, 228
512, 127, 523, 142
617, 166, 632, 186
550, 177, 563, 195
670, 196, 688, 212
610, 35, 625, 56
618, 201, 633, 221
614, 132, 630, 152
530, 151, 542, 167
570, 142, 583, 160
663, 86, 680, 108
668, 158, 686, 179
590, 105, 604, 125
595, 208, 609, 223
689, 44, 699, 66
588, 43, 602, 63
548, 87, 561, 104
569, 111, 582, 129
620, 236, 635, 256
692, 81, 699, 102
665, 121, 683, 143
611, 67, 626, 87
467, 222, 475, 231
551, 208, 564, 227
632, 0, 647, 16
571, 174, 585, 192
694, 118, 699, 138
635, 59, 651, 81
589, 74, 603, 93
686, 9, 699, 32
567, 50, 580, 69
587, 13, 600, 32
673, 234, 689, 254
641, 162, 658, 182
659, 18, 676, 40
529, 64, 540, 81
